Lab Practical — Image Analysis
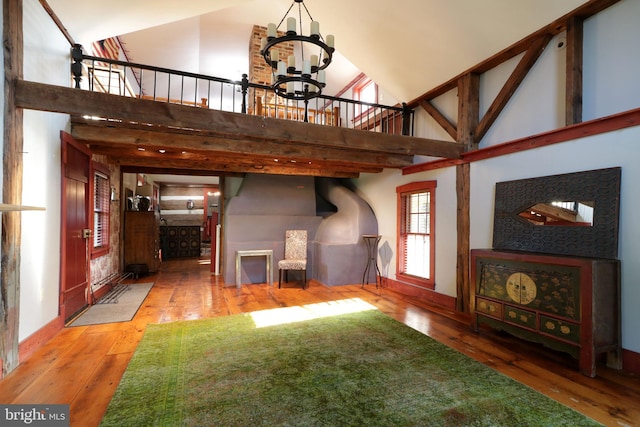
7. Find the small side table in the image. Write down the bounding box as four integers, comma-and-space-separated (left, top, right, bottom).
362, 235, 382, 288
236, 249, 273, 288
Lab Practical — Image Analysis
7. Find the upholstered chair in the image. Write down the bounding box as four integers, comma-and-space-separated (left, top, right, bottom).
278, 230, 307, 289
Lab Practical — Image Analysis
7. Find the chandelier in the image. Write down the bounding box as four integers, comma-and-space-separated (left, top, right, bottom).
261, 0, 335, 102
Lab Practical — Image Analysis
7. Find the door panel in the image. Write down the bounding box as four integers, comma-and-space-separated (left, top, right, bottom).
61, 132, 91, 321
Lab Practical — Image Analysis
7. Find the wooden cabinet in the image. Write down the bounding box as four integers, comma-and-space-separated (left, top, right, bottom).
471, 249, 621, 377
124, 211, 161, 273
159, 226, 201, 259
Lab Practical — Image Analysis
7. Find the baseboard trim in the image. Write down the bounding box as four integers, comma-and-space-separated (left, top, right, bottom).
622, 348, 640, 375
383, 277, 457, 310
18, 315, 64, 365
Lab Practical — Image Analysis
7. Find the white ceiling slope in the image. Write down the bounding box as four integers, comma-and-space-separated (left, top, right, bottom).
48, 0, 588, 103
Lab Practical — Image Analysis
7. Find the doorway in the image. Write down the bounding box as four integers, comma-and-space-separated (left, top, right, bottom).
60, 132, 91, 321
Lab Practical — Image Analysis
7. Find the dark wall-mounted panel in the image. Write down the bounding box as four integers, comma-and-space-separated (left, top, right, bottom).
493, 167, 621, 259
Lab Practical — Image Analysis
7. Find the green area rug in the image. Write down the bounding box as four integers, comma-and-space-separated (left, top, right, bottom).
101, 299, 601, 426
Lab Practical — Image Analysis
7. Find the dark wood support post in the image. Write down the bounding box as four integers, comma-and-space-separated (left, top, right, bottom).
566, 16, 583, 126
456, 164, 471, 313
455, 73, 479, 313
401, 102, 411, 135
71, 44, 83, 89
240, 73, 248, 114
457, 73, 480, 151
1, 0, 24, 377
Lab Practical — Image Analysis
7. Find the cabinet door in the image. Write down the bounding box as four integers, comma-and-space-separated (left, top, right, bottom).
477, 257, 580, 321
124, 212, 160, 270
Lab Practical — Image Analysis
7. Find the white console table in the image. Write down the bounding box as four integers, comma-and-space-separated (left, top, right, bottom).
235, 249, 273, 287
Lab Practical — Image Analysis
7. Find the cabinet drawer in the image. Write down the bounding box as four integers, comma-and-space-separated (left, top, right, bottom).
504, 305, 537, 330
540, 315, 580, 344
476, 297, 502, 319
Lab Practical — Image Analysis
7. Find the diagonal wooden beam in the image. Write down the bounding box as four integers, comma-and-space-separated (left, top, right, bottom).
15, 80, 463, 159
475, 34, 552, 143
418, 100, 458, 141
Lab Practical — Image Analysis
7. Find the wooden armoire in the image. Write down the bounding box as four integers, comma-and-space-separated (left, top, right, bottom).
123, 211, 161, 273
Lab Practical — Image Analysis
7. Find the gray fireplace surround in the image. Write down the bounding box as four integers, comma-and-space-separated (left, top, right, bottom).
223, 174, 378, 286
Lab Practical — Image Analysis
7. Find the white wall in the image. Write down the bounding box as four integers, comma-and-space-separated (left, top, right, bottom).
353, 0, 640, 354
355, 168, 458, 297
583, 1, 640, 120
19, 0, 70, 340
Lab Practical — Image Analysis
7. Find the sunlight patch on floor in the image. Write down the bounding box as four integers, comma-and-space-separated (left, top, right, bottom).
403, 306, 432, 335
250, 298, 378, 328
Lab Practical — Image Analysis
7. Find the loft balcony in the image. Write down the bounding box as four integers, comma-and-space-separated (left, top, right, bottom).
77, 50, 413, 135
15, 48, 463, 178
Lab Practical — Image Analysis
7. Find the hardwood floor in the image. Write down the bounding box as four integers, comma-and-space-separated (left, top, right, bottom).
1, 257, 638, 426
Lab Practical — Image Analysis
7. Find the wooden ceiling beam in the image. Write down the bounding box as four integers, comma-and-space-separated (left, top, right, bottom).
113, 156, 363, 178
15, 80, 463, 159
70, 118, 414, 168
88, 144, 376, 178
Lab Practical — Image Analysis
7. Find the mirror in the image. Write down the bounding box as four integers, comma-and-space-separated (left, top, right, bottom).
518, 201, 593, 226
492, 167, 620, 259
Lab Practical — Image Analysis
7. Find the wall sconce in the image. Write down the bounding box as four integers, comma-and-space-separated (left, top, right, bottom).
186, 200, 195, 210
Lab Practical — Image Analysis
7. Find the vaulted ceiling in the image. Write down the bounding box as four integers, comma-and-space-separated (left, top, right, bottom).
41, 0, 591, 181
48, 0, 588, 101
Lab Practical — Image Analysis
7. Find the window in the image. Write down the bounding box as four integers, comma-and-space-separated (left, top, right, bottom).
396, 181, 436, 289
91, 162, 111, 257
354, 78, 377, 116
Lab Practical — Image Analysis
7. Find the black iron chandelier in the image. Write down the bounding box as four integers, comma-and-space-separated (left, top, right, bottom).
261, 0, 335, 102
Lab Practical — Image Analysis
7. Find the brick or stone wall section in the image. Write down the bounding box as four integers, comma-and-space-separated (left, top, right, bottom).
248, 25, 294, 111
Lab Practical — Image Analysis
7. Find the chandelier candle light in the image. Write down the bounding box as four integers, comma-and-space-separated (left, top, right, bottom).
261, 0, 335, 119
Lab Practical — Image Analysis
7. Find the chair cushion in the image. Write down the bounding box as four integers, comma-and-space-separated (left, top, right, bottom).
285, 230, 307, 259
278, 259, 307, 270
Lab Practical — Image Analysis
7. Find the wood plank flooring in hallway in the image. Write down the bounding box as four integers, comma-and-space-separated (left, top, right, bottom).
0, 258, 638, 426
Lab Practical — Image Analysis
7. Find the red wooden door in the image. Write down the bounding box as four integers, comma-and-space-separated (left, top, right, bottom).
60, 132, 91, 321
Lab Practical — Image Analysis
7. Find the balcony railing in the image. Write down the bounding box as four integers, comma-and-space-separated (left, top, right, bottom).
71, 45, 414, 136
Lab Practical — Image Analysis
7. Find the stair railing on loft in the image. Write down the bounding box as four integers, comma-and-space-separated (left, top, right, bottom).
70, 44, 414, 136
